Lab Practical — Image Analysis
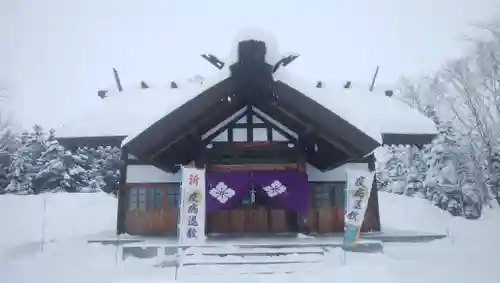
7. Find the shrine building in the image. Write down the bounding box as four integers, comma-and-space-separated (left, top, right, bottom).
56, 34, 437, 236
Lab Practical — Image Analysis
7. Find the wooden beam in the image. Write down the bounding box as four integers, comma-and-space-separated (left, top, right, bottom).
149, 98, 244, 161
269, 101, 355, 156
203, 110, 248, 142
251, 111, 298, 142
127, 78, 234, 158
207, 163, 299, 172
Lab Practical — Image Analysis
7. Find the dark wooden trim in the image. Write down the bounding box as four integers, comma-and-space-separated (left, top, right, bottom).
207, 163, 299, 172
203, 109, 248, 142
251, 110, 297, 142
273, 81, 380, 154
382, 133, 435, 147
126, 182, 180, 187
116, 147, 129, 234
126, 78, 235, 158
246, 107, 253, 142
361, 154, 380, 232
270, 102, 354, 156
231, 123, 269, 129
203, 106, 298, 144
215, 141, 290, 148
361, 177, 381, 232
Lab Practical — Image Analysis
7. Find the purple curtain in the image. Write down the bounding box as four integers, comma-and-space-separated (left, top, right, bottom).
205, 172, 251, 212
251, 171, 309, 213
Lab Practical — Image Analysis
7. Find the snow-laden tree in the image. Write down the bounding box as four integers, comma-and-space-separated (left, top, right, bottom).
392, 18, 500, 217
384, 145, 409, 194
4, 125, 46, 194
487, 144, 500, 205
34, 130, 92, 193
374, 146, 390, 192
76, 146, 122, 194
405, 145, 427, 197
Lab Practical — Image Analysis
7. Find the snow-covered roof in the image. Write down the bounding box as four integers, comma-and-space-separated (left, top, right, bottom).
58, 29, 436, 148
56, 70, 230, 140
274, 69, 438, 144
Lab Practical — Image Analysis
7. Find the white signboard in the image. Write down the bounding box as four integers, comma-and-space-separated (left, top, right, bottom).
343, 169, 374, 248
345, 169, 374, 226
179, 167, 206, 245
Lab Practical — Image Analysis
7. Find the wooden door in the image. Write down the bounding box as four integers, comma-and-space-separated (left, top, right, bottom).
125, 184, 179, 236
243, 205, 268, 233
307, 182, 345, 233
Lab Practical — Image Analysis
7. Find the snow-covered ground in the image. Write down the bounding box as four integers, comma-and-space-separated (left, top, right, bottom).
0, 192, 499, 283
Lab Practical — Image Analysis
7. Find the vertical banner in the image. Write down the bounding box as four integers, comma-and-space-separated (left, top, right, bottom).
179, 167, 206, 245
343, 169, 374, 249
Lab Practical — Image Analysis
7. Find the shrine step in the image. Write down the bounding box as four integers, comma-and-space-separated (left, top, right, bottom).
186, 246, 326, 257
181, 258, 322, 266
121, 244, 327, 261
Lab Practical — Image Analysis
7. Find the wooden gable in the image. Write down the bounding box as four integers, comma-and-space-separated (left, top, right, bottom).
202, 106, 296, 143
123, 40, 381, 172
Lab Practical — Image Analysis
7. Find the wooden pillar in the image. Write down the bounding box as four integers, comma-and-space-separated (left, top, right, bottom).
116, 146, 129, 235
362, 154, 381, 232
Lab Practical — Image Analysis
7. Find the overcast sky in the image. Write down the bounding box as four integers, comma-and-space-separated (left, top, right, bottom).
1, 0, 500, 130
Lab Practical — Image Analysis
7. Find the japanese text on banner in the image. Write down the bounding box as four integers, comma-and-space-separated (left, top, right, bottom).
180, 167, 206, 244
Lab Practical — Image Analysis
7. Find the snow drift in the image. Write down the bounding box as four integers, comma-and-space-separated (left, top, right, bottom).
0, 192, 116, 255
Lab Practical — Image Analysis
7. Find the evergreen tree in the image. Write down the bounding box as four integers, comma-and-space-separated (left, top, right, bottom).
405, 145, 426, 196
385, 145, 408, 194
35, 130, 91, 193
4, 125, 46, 194
87, 146, 122, 194
374, 146, 390, 192
487, 146, 500, 205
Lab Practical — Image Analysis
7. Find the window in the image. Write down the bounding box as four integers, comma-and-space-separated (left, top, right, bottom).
128, 187, 165, 211
165, 184, 180, 208
309, 182, 345, 209
252, 128, 268, 141
129, 188, 139, 210
233, 128, 247, 142
149, 188, 163, 210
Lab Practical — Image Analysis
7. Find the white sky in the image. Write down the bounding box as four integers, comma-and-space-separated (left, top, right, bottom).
1, 0, 500, 130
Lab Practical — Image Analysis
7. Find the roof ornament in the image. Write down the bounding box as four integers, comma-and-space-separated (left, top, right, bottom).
272, 54, 299, 73
97, 90, 108, 99
201, 54, 225, 70
113, 68, 123, 92
369, 65, 379, 92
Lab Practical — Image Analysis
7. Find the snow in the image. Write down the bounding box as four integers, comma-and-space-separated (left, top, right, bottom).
274, 69, 438, 144
0, 193, 116, 257
378, 192, 455, 234
56, 71, 229, 142
224, 28, 282, 67
56, 32, 436, 147
1, 191, 499, 283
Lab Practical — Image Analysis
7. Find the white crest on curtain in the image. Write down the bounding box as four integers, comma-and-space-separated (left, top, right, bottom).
262, 180, 287, 197
209, 182, 236, 204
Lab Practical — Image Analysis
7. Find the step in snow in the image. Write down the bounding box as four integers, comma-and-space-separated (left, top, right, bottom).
186, 246, 326, 257
180, 258, 322, 266
181, 251, 323, 266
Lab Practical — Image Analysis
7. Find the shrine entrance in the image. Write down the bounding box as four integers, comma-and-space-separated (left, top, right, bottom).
205, 171, 306, 234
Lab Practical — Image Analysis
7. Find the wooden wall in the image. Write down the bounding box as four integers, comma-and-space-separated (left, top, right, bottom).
124, 183, 179, 236
207, 208, 293, 234
122, 175, 381, 235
